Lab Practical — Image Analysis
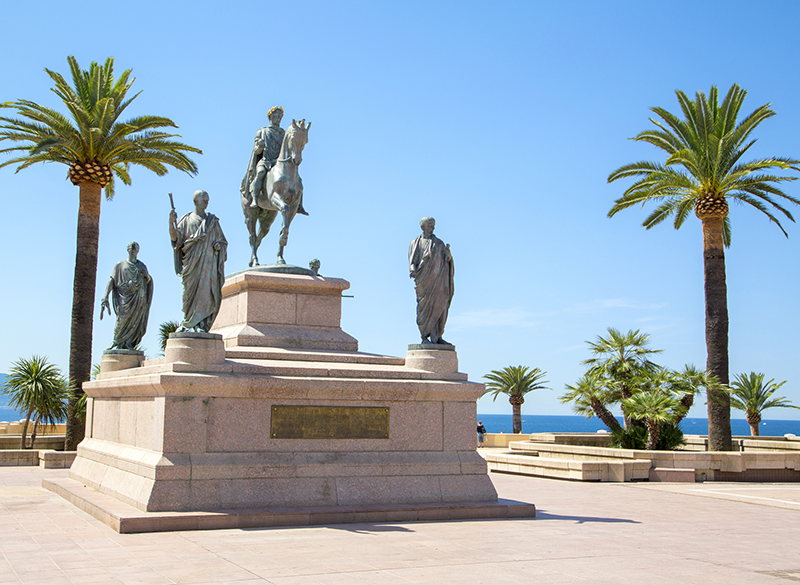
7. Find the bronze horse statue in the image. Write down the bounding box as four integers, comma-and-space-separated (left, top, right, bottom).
240, 119, 310, 266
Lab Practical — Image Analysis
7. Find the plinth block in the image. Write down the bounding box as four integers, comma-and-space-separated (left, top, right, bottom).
165, 333, 225, 368
406, 345, 459, 374
212, 271, 357, 351
100, 350, 144, 374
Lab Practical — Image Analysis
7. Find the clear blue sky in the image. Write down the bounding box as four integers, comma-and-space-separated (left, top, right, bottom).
2, 1, 800, 420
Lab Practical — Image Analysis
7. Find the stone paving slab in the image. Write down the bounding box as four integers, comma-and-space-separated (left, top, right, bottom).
1, 466, 800, 584
629, 481, 800, 511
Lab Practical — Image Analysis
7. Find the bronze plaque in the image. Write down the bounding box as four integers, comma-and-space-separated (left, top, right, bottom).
270, 405, 390, 439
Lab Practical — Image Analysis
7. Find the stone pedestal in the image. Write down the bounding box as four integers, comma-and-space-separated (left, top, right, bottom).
164, 332, 225, 368
53, 270, 527, 532
405, 344, 459, 374
99, 350, 145, 374
211, 270, 357, 351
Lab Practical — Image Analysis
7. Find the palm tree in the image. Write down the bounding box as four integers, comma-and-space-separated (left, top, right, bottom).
667, 364, 720, 426
484, 366, 550, 433
622, 391, 679, 450
729, 372, 799, 436
608, 84, 800, 451
28, 380, 69, 449
561, 372, 622, 433
0, 56, 201, 450
583, 328, 661, 428
2, 356, 68, 449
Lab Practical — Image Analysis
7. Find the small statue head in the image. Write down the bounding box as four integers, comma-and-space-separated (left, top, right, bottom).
309, 259, 320, 275
268, 106, 284, 125
127, 241, 140, 258
420, 216, 435, 236
192, 189, 210, 212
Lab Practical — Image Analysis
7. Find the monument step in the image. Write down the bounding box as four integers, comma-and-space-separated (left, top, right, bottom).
224, 346, 405, 366
100, 360, 469, 382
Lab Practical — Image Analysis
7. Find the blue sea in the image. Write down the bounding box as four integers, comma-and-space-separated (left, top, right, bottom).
2, 404, 799, 437
476, 413, 800, 437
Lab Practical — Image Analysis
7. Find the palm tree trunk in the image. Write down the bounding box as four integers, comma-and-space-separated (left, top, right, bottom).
619, 382, 633, 430
674, 393, 694, 425
747, 411, 761, 437
511, 404, 522, 434
29, 417, 40, 449
19, 407, 33, 450
65, 182, 102, 451
702, 216, 732, 451
645, 419, 660, 450
590, 397, 622, 433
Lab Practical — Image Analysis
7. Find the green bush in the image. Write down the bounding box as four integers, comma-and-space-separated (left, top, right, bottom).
610, 423, 685, 450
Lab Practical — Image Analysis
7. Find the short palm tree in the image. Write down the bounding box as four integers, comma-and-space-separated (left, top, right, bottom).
608, 84, 800, 451
0, 56, 201, 450
561, 372, 622, 433
2, 356, 68, 449
729, 372, 799, 436
583, 328, 661, 428
622, 391, 680, 451
484, 366, 550, 434
667, 364, 720, 426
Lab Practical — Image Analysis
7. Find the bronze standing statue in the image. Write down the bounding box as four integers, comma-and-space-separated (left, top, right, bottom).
169, 190, 228, 333
240, 106, 311, 266
100, 241, 153, 350
409, 217, 454, 344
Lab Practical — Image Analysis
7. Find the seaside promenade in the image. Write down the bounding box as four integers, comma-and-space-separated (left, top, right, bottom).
1, 452, 799, 584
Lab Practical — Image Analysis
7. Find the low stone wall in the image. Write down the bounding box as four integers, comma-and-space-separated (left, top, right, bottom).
0, 423, 65, 435
0, 435, 65, 451
485, 438, 800, 482
481, 433, 531, 448
0, 449, 76, 468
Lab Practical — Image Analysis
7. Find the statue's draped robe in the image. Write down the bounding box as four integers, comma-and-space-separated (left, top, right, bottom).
240, 125, 285, 205
409, 234, 454, 342
109, 259, 153, 349
172, 212, 228, 331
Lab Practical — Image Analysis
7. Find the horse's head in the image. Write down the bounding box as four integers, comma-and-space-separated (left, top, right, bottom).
285, 119, 310, 165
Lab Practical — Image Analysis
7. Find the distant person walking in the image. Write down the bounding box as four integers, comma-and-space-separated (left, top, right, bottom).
477, 421, 487, 447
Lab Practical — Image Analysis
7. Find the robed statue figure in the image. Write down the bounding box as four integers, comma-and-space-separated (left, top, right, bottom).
169, 190, 228, 333
100, 241, 154, 350
409, 217, 454, 345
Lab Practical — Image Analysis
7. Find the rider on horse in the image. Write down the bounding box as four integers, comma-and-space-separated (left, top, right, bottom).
243, 106, 308, 215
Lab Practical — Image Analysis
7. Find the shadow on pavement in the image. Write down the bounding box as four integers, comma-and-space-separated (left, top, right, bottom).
535, 511, 640, 524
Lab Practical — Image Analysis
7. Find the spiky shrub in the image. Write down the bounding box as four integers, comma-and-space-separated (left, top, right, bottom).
158, 320, 181, 353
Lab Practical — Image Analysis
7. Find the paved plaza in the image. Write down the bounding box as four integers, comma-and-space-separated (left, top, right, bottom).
2, 456, 800, 584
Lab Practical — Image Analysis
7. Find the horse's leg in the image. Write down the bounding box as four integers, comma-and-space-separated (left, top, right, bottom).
256, 210, 277, 264
269, 192, 290, 264
277, 206, 298, 265
243, 206, 260, 267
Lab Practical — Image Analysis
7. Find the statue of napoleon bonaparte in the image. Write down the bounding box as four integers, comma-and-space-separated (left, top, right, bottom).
242, 105, 308, 214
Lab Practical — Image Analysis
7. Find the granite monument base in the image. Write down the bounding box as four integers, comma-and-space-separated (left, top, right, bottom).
53, 271, 522, 532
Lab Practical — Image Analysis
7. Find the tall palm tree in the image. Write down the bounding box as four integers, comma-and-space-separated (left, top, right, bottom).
608, 84, 800, 451
2, 356, 68, 449
0, 57, 201, 450
729, 372, 799, 436
583, 328, 661, 428
484, 366, 550, 433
